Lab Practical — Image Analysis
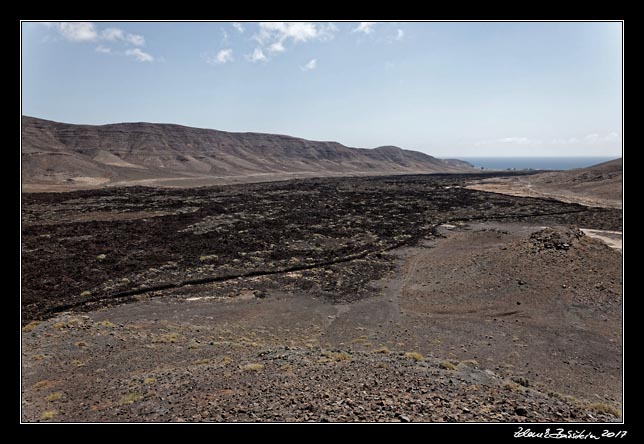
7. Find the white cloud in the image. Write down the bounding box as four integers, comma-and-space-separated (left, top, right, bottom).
95, 45, 112, 54
257, 22, 318, 44
45, 22, 154, 62
233, 22, 245, 33
246, 48, 267, 63
126, 33, 145, 46
210, 48, 233, 64
479, 132, 621, 148
125, 48, 154, 62
386, 28, 405, 43
52, 23, 145, 47
301, 58, 317, 71
475, 137, 542, 147
318, 23, 338, 40
551, 136, 581, 145
584, 133, 600, 143
498, 137, 532, 144
584, 132, 620, 144
101, 27, 144, 46
268, 41, 285, 53
252, 22, 337, 61
203, 49, 234, 65
352, 22, 376, 34
56, 22, 98, 42
101, 27, 124, 41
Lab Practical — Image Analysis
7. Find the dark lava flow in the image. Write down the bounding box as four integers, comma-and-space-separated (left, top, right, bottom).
21, 173, 621, 322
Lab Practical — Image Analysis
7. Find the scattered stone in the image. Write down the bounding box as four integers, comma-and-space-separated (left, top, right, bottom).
515, 407, 528, 416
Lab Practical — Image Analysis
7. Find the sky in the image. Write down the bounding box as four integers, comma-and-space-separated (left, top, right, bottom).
21, 21, 622, 157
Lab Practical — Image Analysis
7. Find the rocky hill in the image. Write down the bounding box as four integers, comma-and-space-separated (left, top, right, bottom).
22, 116, 473, 190
468, 158, 622, 209
528, 158, 622, 204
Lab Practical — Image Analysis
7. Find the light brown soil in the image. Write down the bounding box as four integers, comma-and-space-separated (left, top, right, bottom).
467, 180, 622, 210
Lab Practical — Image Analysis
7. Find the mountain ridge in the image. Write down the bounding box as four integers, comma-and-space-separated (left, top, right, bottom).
21, 116, 474, 190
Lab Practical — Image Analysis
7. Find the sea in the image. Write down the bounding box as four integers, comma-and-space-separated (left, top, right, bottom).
458, 157, 619, 171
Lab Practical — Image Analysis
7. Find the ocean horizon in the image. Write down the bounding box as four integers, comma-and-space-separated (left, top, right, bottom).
456, 156, 620, 171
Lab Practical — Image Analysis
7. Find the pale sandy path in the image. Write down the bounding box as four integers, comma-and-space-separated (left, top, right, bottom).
581, 229, 622, 252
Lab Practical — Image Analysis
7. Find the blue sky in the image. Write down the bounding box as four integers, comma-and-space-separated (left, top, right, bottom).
22, 21, 622, 157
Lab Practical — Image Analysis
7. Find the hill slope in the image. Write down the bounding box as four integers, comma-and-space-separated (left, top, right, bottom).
528, 158, 622, 203
468, 158, 623, 209
21, 116, 473, 190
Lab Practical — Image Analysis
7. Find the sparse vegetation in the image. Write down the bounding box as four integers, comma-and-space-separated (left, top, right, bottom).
374, 346, 390, 354
548, 391, 579, 404
74, 341, 88, 348
33, 380, 51, 389
143, 377, 156, 384
52, 321, 72, 330
99, 320, 116, 327
440, 360, 457, 371
241, 363, 264, 371
459, 359, 479, 368
41, 411, 57, 420
80, 290, 92, 298
549, 391, 621, 417
152, 333, 180, 344
118, 392, 142, 405
193, 359, 210, 365
22, 321, 40, 332
511, 376, 530, 387
404, 352, 424, 362
46, 392, 63, 402
582, 402, 621, 417
321, 350, 352, 361
243, 340, 261, 347
503, 381, 523, 392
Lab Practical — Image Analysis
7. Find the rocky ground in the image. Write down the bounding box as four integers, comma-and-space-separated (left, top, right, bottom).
21, 174, 623, 422
21, 314, 617, 423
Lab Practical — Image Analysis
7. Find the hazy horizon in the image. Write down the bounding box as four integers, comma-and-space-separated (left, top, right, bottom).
21, 21, 622, 158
